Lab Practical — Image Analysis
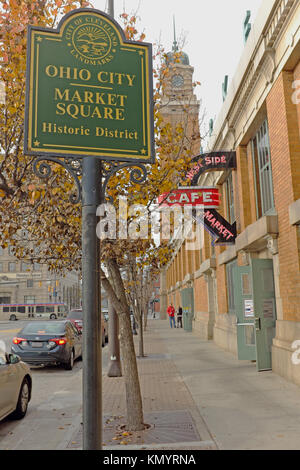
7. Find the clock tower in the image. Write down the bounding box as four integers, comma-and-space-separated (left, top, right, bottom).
160, 23, 200, 156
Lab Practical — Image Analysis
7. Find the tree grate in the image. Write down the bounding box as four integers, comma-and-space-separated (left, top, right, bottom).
67, 410, 202, 448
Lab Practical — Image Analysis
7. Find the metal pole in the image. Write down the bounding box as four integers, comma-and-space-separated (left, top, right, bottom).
106, 0, 122, 377
82, 157, 102, 450
107, 298, 122, 377
108, 0, 114, 18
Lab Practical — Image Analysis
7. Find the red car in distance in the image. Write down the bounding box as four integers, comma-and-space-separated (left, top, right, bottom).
66, 309, 83, 333
66, 309, 108, 346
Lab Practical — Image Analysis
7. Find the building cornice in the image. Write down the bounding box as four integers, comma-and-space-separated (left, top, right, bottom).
208, 0, 298, 151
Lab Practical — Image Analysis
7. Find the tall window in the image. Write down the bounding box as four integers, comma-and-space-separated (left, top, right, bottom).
21, 262, 30, 272
24, 295, 35, 304
33, 263, 41, 272
252, 120, 274, 218
8, 262, 16, 272
225, 171, 235, 224
226, 259, 237, 314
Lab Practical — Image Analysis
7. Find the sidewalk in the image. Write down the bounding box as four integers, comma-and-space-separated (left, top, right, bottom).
6, 317, 300, 450
68, 317, 300, 450
143, 319, 300, 450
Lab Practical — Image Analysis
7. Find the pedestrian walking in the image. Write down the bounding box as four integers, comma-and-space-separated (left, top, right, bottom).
177, 306, 183, 328
167, 303, 176, 328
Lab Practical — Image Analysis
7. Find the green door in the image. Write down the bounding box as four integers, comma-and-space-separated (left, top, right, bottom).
251, 259, 277, 371
180, 288, 194, 332
233, 266, 256, 360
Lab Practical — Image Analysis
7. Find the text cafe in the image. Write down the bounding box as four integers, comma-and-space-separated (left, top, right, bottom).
158, 187, 220, 207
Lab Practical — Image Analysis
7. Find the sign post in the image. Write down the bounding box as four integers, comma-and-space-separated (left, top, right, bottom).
24, 8, 154, 450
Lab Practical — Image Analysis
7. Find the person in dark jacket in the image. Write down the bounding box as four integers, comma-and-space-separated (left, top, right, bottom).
177, 306, 183, 328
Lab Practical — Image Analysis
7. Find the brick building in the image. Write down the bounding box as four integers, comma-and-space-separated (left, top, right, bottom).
160, 0, 300, 386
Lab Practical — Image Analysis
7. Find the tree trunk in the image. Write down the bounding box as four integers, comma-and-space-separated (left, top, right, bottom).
118, 310, 144, 431
101, 261, 144, 431
138, 310, 144, 357
143, 300, 148, 330
107, 299, 122, 377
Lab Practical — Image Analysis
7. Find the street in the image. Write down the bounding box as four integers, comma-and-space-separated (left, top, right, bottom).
0, 320, 109, 450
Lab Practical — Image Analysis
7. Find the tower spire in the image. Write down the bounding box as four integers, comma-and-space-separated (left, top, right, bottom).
172, 15, 178, 52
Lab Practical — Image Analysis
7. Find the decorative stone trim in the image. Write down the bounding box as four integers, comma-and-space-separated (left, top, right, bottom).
265, 235, 279, 256
183, 273, 194, 285
289, 199, 300, 225
194, 258, 216, 279
209, 0, 298, 151
218, 245, 237, 266
235, 215, 278, 252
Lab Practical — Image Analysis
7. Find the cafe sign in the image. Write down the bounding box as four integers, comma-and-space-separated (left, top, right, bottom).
158, 187, 220, 207
24, 8, 155, 163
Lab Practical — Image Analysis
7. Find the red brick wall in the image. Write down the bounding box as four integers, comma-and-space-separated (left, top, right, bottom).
266, 70, 300, 321
216, 263, 228, 314
236, 146, 252, 231
194, 277, 208, 312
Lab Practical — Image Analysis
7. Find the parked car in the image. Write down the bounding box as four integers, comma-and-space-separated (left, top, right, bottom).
66, 309, 108, 347
11, 321, 82, 370
67, 309, 83, 332
0, 350, 32, 422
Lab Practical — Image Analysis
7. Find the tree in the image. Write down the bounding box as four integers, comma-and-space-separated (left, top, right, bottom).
0, 1, 90, 270
96, 13, 203, 431
0, 4, 204, 432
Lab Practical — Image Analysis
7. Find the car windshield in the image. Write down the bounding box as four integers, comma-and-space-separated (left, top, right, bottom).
67, 311, 83, 320
21, 322, 66, 335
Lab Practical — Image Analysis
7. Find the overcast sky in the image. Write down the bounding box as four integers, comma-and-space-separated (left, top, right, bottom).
95, 0, 263, 148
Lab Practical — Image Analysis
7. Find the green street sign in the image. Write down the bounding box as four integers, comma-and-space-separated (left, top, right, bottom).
24, 8, 155, 163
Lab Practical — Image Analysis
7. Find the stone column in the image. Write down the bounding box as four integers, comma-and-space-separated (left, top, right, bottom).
160, 269, 167, 320
204, 268, 217, 340
265, 235, 283, 320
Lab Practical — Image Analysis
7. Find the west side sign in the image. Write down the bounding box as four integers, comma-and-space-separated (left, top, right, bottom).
24, 9, 155, 163
187, 151, 236, 185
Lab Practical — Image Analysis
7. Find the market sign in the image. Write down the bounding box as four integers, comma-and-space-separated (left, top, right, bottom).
158, 187, 220, 207
187, 151, 236, 184
24, 8, 155, 163
201, 208, 236, 244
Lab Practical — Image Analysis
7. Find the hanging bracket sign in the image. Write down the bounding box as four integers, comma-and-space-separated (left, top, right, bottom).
158, 187, 220, 207
187, 151, 236, 184
24, 8, 155, 163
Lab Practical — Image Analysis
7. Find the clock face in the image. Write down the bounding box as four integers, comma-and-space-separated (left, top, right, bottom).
172, 74, 184, 88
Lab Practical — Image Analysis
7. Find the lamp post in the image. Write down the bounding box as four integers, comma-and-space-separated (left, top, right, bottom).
106, 0, 122, 379
108, 0, 114, 18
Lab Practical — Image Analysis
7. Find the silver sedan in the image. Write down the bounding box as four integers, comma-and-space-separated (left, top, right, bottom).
0, 351, 32, 422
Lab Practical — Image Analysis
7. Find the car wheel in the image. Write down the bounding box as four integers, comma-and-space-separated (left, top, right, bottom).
12, 378, 30, 419
64, 350, 74, 370
50, 314, 57, 320
10, 314, 17, 321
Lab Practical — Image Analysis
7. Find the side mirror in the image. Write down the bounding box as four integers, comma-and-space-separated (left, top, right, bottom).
7, 353, 20, 364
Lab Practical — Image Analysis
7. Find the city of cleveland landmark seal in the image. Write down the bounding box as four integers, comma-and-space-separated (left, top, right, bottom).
66, 15, 119, 65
